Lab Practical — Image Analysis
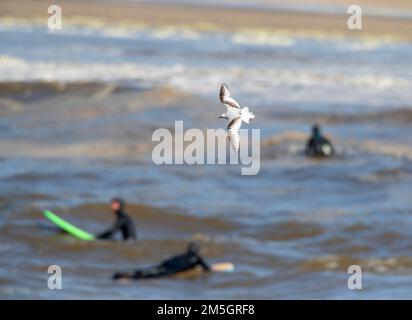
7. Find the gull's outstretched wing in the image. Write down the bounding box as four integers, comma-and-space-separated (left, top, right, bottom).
220, 83, 241, 109
227, 116, 242, 154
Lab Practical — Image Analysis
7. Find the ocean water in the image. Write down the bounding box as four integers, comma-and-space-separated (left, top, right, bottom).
1, 13, 412, 299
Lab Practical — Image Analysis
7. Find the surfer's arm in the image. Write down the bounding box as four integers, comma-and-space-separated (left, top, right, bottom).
113, 270, 136, 280
96, 219, 122, 239
197, 256, 211, 271
305, 137, 316, 154
96, 229, 114, 239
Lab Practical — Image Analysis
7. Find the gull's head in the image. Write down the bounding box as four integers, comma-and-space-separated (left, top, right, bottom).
241, 107, 253, 116
240, 107, 254, 123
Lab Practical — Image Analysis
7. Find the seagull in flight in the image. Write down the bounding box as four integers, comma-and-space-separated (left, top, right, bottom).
218, 83, 255, 153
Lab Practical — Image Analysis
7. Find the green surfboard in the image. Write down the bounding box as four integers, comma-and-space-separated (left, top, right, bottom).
43, 210, 95, 241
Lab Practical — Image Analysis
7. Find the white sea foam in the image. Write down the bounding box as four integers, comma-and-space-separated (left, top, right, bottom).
0, 55, 409, 95
232, 31, 295, 47
0, 55, 26, 68
1, 21, 411, 110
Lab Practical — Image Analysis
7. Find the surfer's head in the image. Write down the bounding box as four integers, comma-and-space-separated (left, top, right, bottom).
312, 123, 321, 138
110, 197, 125, 212
187, 242, 200, 254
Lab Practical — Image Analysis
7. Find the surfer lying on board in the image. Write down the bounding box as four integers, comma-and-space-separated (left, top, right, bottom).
113, 242, 232, 280
96, 198, 137, 241
305, 124, 335, 158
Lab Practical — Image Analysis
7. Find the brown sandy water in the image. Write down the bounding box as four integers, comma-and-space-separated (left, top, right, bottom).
1, 0, 412, 299
1, 81, 412, 299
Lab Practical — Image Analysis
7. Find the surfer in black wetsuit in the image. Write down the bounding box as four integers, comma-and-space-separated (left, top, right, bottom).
112, 242, 210, 280
96, 198, 136, 241
305, 124, 335, 158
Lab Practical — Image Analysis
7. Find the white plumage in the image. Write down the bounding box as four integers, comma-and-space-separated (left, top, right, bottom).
227, 117, 242, 154
218, 83, 255, 153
